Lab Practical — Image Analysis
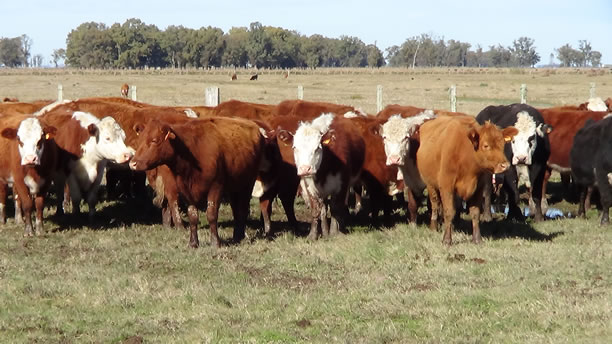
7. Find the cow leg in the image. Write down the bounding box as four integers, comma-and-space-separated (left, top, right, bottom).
561, 172, 572, 201
14, 189, 23, 225
503, 169, 524, 221
187, 205, 200, 248
481, 173, 493, 222
62, 183, 71, 215
541, 167, 552, 213
596, 171, 610, 225
320, 203, 330, 237
230, 193, 249, 243
170, 200, 184, 230
259, 196, 273, 236
577, 185, 587, 218
279, 186, 299, 232
329, 197, 348, 236
440, 190, 456, 245
206, 185, 223, 248
584, 186, 594, 215
34, 194, 45, 235
427, 185, 441, 231
529, 167, 546, 222
14, 184, 33, 237
161, 200, 173, 228
0, 183, 7, 224
405, 187, 418, 223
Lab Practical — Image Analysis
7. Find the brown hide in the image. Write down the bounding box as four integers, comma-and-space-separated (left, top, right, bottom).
0, 100, 54, 116
275, 100, 364, 118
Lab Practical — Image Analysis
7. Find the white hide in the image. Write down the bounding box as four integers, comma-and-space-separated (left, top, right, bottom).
293, 113, 335, 176
586, 98, 608, 112
608, 172, 612, 185
184, 108, 198, 118
16, 118, 46, 166
381, 111, 435, 166
74, 112, 134, 165
24, 175, 44, 195
32, 99, 71, 117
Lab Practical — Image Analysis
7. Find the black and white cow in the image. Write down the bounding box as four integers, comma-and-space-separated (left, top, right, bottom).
570, 116, 612, 225
476, 104, 552, 222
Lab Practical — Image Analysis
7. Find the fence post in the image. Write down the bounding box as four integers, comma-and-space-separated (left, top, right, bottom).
205, 86, 220, 106
57, 84, 63, 101
589, 82, 596, 98
376, 85, 383, 113
520, 84, 527, 104
131, 85, 137, 101
297, 85, 304, 100
449, 85, 456, 112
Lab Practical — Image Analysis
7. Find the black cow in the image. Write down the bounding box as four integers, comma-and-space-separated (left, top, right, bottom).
476, 104, 552, 222
570, 116, 612, 225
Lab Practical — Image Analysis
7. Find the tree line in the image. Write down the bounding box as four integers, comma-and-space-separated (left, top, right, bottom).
0, 19, 605, 69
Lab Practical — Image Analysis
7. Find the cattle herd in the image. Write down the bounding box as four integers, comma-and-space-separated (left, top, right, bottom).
0, 93, 610, 248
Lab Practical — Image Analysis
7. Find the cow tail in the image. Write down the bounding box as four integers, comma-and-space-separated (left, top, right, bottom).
152, 175, 165, 208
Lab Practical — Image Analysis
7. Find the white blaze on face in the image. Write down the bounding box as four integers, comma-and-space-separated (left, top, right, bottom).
381, 111, 435, 166
608, 172, 612, 185
293, 113, 334, 176
16, 118, 46, 166
74, 112, 134, 164
510, 111, 538, 165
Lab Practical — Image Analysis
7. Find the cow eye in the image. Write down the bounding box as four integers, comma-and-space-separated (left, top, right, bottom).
151, 138, 160, 144
482, 143, 490, 150
18, 140, 24, 147
105, 137, 111, 142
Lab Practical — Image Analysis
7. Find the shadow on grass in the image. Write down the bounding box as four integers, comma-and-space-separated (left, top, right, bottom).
453, 217, 565, 242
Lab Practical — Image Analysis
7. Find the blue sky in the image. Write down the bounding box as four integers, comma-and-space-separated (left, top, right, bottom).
1, 0, 610, 66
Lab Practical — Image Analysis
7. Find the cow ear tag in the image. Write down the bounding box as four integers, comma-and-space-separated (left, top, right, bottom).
164, 131, 171, 141
45, 133, 50, 140
504, 136, 512, 142
322, 138, 331, 145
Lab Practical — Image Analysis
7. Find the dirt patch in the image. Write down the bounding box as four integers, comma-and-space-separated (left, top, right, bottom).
122, 335, 144, 344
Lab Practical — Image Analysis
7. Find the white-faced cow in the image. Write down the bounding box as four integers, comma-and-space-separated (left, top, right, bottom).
570, 116, 612, 225
0, 115, 58, 236
476, 104, 552, 222
289, 113, 365, 240
378, 111, 436, 222
41, 111, 134, 220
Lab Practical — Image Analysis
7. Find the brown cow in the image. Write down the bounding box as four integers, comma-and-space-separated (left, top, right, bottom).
213, 99, 277, 121
0, 100, 54, 116
3, 97, 19, 102
281, 113, 365, 240
276, 100, 367, 118
605, 97, 612, 111
250, 74, 258, 81
129, 117, 265, 248
537, 108, 609, 207
231, 72, 237, 81
376, 104, 427, 120
120, 84, 129, 98
0, 115, 58, 235
417, 116, 517, 245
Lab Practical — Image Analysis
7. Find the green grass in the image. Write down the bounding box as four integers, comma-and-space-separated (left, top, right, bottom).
0, 191, 610, 343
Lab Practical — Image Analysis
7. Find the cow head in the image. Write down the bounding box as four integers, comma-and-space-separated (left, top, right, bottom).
129, 119, 176, 171
473, 121, 518, 174
292, 113, 335, 176
1, 118, 56, 166
509, 111, 551, 165
73, 112, 134, 164
380, 112, 435, 166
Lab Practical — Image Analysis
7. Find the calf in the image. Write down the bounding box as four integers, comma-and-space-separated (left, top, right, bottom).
570, 117, 612, 225
378, 111, 436, 222
287, 113, 365, 240
0, 115, 58, 235
476, 104, 552, 222
129, 117, 265, 248
40, 111, 134, 220
417, 116, 518, 245
120, 84, 129, 98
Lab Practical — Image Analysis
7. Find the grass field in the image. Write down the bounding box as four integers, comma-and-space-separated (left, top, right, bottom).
0, 68, 611, 343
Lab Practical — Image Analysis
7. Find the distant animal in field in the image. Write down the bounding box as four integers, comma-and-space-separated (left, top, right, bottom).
250, 74, 258, 81
3, 97, 19, 102
283, 71, 288, 79
120, 84, 129, 98
231, 73, 237, 81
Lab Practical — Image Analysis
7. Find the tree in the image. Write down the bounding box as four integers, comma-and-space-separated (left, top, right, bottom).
32, 54, 44, 67
160, 25, 189, 68
20, 34, 32, 67
51, 48, 66, 67
222, 27, 249, 67
510, 37, 540, 67
66, 22, 117, 68
197, 26, 225, 68
578, 40, 592, 67
246, 22, 270, 68
556, 43, 579, 67
366, 44, 384, 67
0, 37, 24, 67
590, 51, 602, 67
488, 44, 513, 67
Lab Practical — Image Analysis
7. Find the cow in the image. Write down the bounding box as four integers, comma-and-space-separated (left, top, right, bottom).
250, 74, 258, 81
3, 97, 19, 103
285, 113, 365, 240
129, 117, 265, 248
416, 115, 518, 245
231, 73, 237, 81
537, 108, 609, 205
606, 97, 612, 111
0, 115, 58, 236
213, 100, 277, 121
376, 104, 427, 120
120, 84, 130, 98
570, 116, 612, 225
347, 115, 405, 225
476, 104, 552, 222
377, 111, 436, 223
39, 111, 134, 220
0, 100, 54, 116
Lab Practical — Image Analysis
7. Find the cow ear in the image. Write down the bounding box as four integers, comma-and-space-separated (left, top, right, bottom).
502, 126, 519, 142
133, 123, 145, 136
411, 127, 421, 142
87, 123, 98, 137
321, 129, 336, 146
43, 126, 57, 140
1, 128, 17, 140
369, 124, 381, 136
536, 123, 552, 137
277, 129, 293, 145
162, 125, 176, 141
468, 128, 479, 150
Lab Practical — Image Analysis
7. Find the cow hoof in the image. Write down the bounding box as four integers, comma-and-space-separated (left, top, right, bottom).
307, 233, 318, 241
472, 237, 482, 244
442, 238, 452, 246
481, 213, 493, 222
189, 240, 199, 249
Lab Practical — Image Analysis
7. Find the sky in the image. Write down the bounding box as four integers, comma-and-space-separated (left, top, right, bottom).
1, 0, 611, 66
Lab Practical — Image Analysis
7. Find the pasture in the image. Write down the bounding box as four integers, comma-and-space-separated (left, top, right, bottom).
0, 68, 611, 343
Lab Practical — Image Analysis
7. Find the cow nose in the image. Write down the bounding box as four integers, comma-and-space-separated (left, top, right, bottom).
23, 155, 38, 165
495, 162, 509, 173
129, 160, 138, 170
514, 156, 527, 165
298, 165, 313, 176
386, 155, 401, 165
122, 152, 134, 163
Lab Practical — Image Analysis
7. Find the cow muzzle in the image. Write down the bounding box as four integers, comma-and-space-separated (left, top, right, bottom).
116, 151, 134, 164
494, 161, 509, 174
128, 160, 140, 171
297, 165, 315, 176
512, 155, 530, 165
21, 154, 39, 166
386, 155, 402, 166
